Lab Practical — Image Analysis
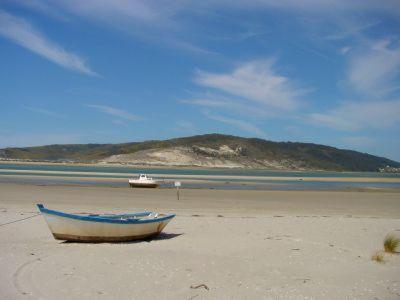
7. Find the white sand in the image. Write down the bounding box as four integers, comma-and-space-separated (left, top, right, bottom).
0, 183, 399, 299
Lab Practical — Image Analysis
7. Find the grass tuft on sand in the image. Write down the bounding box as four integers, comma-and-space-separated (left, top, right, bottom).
383, 234, 400, 253
371, 251, 385, 263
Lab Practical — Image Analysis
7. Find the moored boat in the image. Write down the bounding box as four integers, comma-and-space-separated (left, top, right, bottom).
129, 174, 159, 188
37, 204, 175, 242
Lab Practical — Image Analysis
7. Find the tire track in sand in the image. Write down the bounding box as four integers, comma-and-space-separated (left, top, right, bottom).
13, 257, 46, 298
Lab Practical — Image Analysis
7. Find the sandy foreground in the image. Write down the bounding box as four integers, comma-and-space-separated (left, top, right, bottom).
0, 183, 399, 299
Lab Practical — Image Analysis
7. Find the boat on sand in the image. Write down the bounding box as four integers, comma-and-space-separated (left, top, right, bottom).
129, 174, 159, 188
37, 204, 175, 242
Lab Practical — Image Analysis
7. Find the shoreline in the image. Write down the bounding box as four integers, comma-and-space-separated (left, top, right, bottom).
1, 176, 400, 193
1, 159, 398, 174
1, 168, 400, 183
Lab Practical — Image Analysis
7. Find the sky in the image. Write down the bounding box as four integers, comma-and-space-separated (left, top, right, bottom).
0, 1, 400, 161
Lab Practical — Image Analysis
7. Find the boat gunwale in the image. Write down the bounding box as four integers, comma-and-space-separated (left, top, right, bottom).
37, 204, 175, 224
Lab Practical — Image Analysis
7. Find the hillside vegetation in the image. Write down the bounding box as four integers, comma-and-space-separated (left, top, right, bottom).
1, 134, 399, 171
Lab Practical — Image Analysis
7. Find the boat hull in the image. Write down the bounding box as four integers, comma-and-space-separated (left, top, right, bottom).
129, 182, 159, 188
38, 205, 174, 242
52, 232, 161, 242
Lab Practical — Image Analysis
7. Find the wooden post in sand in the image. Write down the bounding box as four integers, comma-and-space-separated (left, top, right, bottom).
174, 181, 181, 200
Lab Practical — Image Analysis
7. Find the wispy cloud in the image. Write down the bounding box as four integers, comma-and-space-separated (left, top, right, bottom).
181, 96, 277, 118
227, 0, 400, 16
195, 60, 307, 111
346, 38, 400, 97
9, 0, 70, 21
309, 100, 400, 131
27, 0, 211, 55
85, 104, 139, 121
173, 121, 198, 134
289, 41, 335, 63
23, 106, 66, 118
341, 136, 375, 148
324, 20, 381, 41
181, 59, 307, 136
57, 0, 161, 24
340, 46, 351, 55
203, 111, 266, 137
0, 10, 97, 76
15, 0, 400, 22
12, 0, 400, 58
0, 133, 81, 148
111, 119, 128, 126
180, 97, 234, 108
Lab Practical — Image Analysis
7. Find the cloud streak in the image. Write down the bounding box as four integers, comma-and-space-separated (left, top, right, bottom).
85, 104, 140, 121
347, 38, 400, 97
35, 0, 210, 55
24, 106, 66, 118
12, 0, 400, 59
0, 10, 97, 76
223, 0, 400, 16
341, 136, 375, 148
203, 111, 266, 137
0, 133, 81, 148
309, 100, 400, 131
195, 60, 307, 111
324, 20, 381, 41
181, 59, 307, 138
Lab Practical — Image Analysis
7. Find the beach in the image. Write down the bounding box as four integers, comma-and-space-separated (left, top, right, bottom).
1, 181, 400, 299
2, 0, 400, 298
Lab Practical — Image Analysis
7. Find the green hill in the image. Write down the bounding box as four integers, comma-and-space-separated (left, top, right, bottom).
1, 134, 399, 172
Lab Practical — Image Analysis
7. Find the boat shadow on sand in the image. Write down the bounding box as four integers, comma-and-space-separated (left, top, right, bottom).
60, 232, 184, 244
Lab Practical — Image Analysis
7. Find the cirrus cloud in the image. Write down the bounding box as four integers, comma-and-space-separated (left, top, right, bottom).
0, 10, 97, 76
195, 60, 307, 111
309, 100, 400, 131
203, 111, 267, 137
347, 38, 400, 97
85, 104, 140, 121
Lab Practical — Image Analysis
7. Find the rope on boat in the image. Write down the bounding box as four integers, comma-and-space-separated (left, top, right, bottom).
0, 213, 40, 227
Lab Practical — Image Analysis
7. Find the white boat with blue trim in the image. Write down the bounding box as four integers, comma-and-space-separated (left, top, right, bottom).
37, 204, 175, 242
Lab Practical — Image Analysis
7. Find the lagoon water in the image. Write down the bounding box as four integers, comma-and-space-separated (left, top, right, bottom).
1, 162, 399, 191
1, 162, 400, 177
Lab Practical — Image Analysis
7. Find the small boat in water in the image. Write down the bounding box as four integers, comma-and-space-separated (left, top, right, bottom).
129, 174, 159, 188
37, 204, 175, 242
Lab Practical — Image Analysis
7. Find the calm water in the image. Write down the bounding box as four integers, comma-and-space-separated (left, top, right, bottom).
1, 163, 399, 190
0, 176, 399, 191
1, 163, 399, 178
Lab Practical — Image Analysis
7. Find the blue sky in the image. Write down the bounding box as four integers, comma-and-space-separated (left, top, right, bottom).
1, 1, 400, 161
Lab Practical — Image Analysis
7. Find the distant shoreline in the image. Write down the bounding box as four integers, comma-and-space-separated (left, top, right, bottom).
0, 159, 395, 174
